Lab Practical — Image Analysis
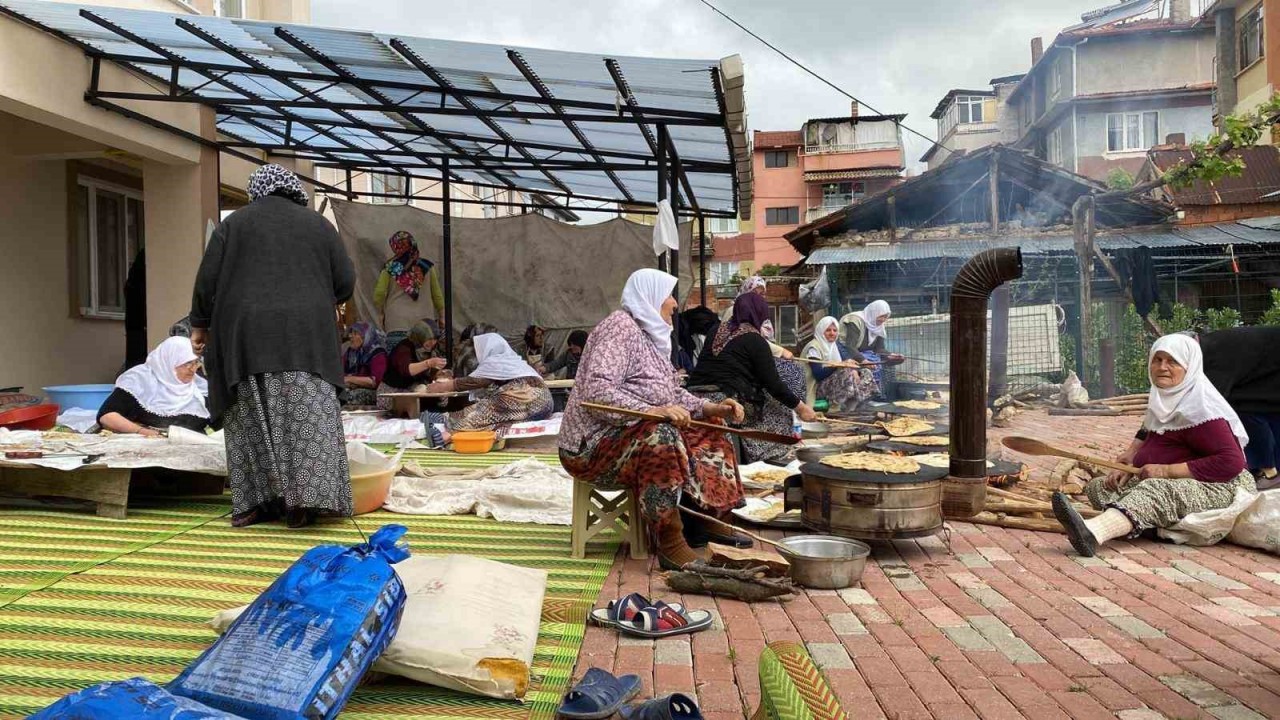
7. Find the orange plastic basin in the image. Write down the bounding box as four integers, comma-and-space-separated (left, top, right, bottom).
350, 467, 396, 515
452, 430, 496, 454
0, 404, 59, 431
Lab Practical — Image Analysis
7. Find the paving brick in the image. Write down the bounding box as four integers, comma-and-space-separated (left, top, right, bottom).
804, 642, 854, 671
1212, 596, 1276, 617
976, 546, 1014, 563
967, 615, 1045, 664
1108, 615, 1166, 639
1193, 604, 1260, 628
871, 684, 931, 720
857, 655, 908, 688
959, 686, 1023, 720
904, 669, 964, 706
944, 626, 996, 651
838, 587, 876, 605
1208, 706, 1268, 720
1080, 675, 1146, 711
827, 612, 867, 636
958, 553, 993, 569
924, 703, 981, 719
1063, 637, 1126, 665
993, 675, 1059, 708
654, 637, 692, 666
653, 663, 694, 693
1161, 674, 1237, 708
922, 604, 968, 628
1075, 596, 1130, 617
1116, 711, 1167, 720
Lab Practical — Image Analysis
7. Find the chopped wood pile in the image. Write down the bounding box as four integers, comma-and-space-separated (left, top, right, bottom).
1047, 393, 1147, 417
664, 543, 796, 602
956, 486, 1098, 535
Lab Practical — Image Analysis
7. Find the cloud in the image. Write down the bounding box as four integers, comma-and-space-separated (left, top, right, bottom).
312, 0, 1106, 170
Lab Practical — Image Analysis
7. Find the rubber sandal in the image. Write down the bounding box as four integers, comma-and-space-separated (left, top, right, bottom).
590, 594, 684, 629
617, 601, 713, 639
620, 693, 705, 720
1052, 492, 1097, 558
558, 667, 642, 719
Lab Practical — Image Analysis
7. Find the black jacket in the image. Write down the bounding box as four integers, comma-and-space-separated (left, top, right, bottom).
688, 332, 801, 409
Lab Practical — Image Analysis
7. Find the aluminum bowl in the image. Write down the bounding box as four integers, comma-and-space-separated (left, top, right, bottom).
799, 421, 830, 439
776, 534, 871, 590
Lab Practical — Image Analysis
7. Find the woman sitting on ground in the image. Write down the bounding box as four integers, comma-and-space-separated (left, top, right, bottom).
423, 333, 554, 442
98, 337, 210, 437
1053, 334, 1255, 557
802, 316, 878, 411
341, 322, 388, 407
559, 269, 746, 570
688, 292, 817, 463
378, 321, 449, 399
840, 300, 903, 397
454, 323, 499, 378
521, 324, 551, 375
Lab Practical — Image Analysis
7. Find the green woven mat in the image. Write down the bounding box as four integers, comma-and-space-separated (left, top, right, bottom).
399, 448, 559, 469
0, 497, 617, 718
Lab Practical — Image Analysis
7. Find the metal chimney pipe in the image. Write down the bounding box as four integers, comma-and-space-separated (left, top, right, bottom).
945, 247, 1024, 518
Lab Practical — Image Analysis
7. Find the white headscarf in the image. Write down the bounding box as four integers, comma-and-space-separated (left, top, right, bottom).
621, 268, 678, 357
738, 275, 766, 297
761, 319, 775, 341
859, 300, 891, 342
114, 337, 209, 419
1144, 334, 1248, 448
805, 316, 843, 362
470, 334, 540, 382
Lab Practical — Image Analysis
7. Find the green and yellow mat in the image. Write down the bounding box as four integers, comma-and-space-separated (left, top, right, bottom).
0, 452, 617, 719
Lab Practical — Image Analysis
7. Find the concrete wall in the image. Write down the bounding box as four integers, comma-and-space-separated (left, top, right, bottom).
1076, 31, 1214, 96
802, 148, 903, 173
1075, 101, 1213, 180
0, 116, 126, 392
751, 147, 805, 266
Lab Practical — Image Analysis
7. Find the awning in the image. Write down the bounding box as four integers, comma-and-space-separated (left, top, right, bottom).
803, 168, 902, 182
0, 0, 750, 217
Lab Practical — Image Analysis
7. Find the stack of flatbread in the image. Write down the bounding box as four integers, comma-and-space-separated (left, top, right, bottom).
820, 452, 920, 474
893, 435, 949, 447
880, 417, 935, 437
894, 400, 942, 410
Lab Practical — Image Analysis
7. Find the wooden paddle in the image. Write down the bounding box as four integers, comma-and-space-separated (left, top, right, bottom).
796, 357, 883, 367
678, 505, 792, 554
1001, 436, 1140, 474
582, 403, 799, 445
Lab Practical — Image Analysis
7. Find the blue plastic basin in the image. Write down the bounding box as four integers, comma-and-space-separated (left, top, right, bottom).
42, 384, 115, 413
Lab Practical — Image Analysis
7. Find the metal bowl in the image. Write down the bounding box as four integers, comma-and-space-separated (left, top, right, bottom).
800, 421, 830, 439
776, 535, 871, 590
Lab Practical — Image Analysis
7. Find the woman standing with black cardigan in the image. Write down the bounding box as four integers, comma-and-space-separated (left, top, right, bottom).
190, 164, 357, 528
688, 293, 817, 462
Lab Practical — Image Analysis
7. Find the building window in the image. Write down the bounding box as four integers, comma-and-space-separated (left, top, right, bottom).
1240, 3, 1265, 71
765, 206, 800, 225
820, 181, 865, 209
1047, 127, 1063, 166
214, 0, 245, 18
773, 305, 799, 346
957, 96, 985, 124
1106, 111, 1159, 152
75, 177, 144, 320
1048, 61, 1062, 101
764, 150, 793, 168
707, 216, 739, 235
370, 173, 407, 204
709, 261, 738, 284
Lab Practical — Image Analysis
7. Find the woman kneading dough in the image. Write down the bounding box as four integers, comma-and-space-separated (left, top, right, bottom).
98, 337, 210, 436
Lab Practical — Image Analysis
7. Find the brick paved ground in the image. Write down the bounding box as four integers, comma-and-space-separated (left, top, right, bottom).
574, 410, 1280, 719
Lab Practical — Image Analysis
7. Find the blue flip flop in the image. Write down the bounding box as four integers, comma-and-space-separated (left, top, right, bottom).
558, 667, 642, 720
619, 693, 705, 720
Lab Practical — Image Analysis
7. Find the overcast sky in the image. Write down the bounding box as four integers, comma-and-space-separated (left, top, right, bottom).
312, 0, 1108, 171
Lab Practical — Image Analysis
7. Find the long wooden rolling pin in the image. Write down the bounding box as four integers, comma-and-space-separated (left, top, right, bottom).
581, 402, 799, 445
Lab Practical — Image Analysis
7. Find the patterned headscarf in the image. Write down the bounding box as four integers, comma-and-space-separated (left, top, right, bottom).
343, 321, 388, 374
247, 163, 308, 206
386, 231, 435, 302
711, 292, 770, 355
738, 275, 766, 297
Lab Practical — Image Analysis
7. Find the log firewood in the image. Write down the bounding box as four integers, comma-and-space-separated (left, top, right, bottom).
664, 560, 796, 602
966, 511, 1065, 533
707, 543, 791, 577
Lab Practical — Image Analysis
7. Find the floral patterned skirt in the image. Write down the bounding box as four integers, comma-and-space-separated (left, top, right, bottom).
817, 367, 878, 411
1085, 471, 1255, 535
558, 420, 742, 528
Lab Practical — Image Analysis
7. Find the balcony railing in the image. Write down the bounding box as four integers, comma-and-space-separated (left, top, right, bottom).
807, 203, 853, 223
803, 141, 900, 155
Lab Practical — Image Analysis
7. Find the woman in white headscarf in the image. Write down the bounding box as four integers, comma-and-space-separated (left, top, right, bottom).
839, 300, 903, 394
1053, 334, 1254, 557
424, 333, 553, 443
98, 337, 210, 436
560, 269, 747, 569
801, 316, 878, 410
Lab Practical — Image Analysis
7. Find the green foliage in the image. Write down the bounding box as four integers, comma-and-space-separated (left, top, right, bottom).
1204, 307, 1242, 330
1105, 168, 1135, 191
727, 273, 744, 286
1258, 289, 1280, 326
1161, 93, 1280, 188
758, 263, 783, 277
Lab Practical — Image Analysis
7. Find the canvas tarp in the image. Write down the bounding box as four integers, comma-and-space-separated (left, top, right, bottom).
329, 200, 694, 350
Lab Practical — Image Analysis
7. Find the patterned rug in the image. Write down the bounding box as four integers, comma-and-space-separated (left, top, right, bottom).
0, 474, 615, 718
400, 448, 559, 469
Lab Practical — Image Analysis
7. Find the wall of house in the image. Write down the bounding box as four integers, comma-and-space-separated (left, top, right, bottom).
752, 147, 805, 267
1228, 0, 1278, 118
802, 148, 903, 173
1180, 201, 1280, 225
1076, 32, 1214, 96
1075, 102, 1214, 180
0, 116, 125, 392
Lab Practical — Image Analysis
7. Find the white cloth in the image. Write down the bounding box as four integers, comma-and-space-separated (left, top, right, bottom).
470, 334, 540, 382
859, 300, 891, 343
1144, 334, 1248, 448
652, 198, 679, 255
114, 337, 209, 420
805, 316, 842, 362
383, 457, 573, 524
621, 268, 677, 358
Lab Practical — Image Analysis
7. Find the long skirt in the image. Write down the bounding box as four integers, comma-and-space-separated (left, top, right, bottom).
1085, 471, 1255, 536
342, 387, 378, 408
223, 371, 353, 526
428, 377, 554, 439
559, 421, 742, 529
817, 367, 877, 411
696, 360, 805, 464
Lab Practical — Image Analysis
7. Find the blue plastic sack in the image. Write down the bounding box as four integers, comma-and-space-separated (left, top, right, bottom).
168, 525, 410, 720
29, 677, 243, 719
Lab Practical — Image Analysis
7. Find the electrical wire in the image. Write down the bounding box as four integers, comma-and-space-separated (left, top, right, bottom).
695, 0, 951, 156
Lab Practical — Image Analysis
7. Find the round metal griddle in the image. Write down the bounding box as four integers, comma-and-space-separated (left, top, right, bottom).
866, 401, 949, 418
866, 438, 951, 455
801, 460, 949, 485
798, 461, 947, 540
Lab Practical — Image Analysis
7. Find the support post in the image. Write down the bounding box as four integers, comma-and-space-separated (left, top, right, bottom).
988, 285, 1010, 407
698, 213, 708, 307
442, 159, 454, 367
1072, 196, 1095, 388
887, 195, 897, 242
989, 151, 1000, 234
1099, 338, 1116, 399
656, 124, 669, 273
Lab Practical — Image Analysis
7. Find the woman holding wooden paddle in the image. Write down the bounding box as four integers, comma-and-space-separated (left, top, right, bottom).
559, 269, 751, 570
1052, 334, 1255, 557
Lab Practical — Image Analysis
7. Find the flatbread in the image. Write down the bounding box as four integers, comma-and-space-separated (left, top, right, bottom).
820, 452, 920, 474
880, 417, 935, 437
745, 468, 792, 485
894, 435, 949, 447
742, 497, 785, 522
894, 400, 942, 410
801, 435, 867, 449
914, 453, 995, 469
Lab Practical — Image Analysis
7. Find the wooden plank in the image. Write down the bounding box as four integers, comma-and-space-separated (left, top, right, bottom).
0, 466, 131, 518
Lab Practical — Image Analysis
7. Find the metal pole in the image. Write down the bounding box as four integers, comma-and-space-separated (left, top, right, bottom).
669, 154, 681, 297
698, 213, 708, 306
656, 124, 668, 273
442, 158, 454, 367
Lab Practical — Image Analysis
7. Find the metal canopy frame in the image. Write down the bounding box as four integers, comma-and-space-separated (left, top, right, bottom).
0, 0, 748, 354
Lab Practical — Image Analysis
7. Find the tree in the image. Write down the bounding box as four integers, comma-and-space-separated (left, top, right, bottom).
1106, 168, 1134, 191
758, 263, 783, 277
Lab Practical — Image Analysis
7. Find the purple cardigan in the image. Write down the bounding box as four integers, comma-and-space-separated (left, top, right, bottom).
559, 310, 705, 453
